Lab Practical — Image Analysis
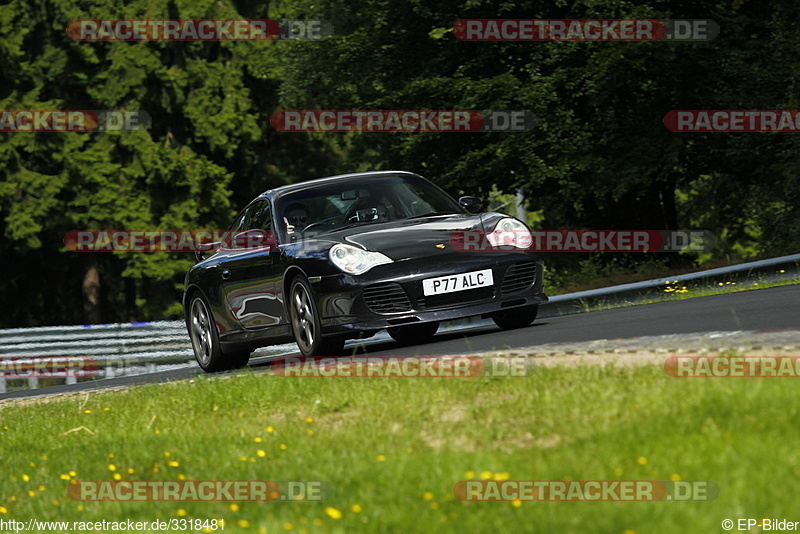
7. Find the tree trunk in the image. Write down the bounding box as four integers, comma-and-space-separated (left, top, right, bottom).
662, 174, 679, 231
82, 260, 102, 324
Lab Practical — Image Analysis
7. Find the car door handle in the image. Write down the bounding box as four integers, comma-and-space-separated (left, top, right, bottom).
221, 269, 231, 280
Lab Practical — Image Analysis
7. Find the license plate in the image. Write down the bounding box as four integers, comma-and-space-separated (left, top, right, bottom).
422, 269, 494, 296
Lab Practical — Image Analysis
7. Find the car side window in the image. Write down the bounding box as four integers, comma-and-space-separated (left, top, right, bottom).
222, 210, 249, 249
224, 200, 272, 249
229, 210, 249, 234
248, 200, 274, 233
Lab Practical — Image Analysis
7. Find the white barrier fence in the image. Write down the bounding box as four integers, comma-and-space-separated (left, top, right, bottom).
0, 321, 191, 393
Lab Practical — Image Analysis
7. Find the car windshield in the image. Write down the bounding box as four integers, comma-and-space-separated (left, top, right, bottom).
275, 174, 463, 241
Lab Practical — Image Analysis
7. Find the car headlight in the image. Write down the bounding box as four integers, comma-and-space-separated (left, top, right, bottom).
486, 218, 533, 249
329, 244, 393, 275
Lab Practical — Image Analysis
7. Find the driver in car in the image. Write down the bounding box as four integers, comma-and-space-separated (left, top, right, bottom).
284, 202, 309, 235
376, 203, 390, 222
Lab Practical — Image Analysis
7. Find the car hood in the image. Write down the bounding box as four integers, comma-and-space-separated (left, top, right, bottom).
323, 213, 504, 260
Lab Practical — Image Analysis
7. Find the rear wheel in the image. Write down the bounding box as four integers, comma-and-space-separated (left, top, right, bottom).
388, 322, 440, 345
288, 276, 345, 356
492, 305, 538, 330
188, 293, 250, 372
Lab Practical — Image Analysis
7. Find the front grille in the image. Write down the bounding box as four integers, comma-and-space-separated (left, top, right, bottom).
363, 283, 412, 314
501, 261, 537, 295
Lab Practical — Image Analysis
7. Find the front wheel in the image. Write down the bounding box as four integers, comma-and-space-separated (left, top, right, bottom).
492, 305, 538, 330
288, 276, 345, 356
188, 293, 250, 372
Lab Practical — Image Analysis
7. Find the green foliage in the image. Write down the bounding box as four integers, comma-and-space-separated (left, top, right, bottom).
0, 0, 298, 325
1, 0, 798, 326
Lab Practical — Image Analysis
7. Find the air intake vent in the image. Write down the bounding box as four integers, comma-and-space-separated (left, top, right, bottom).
501, 262, 537, 295
363, 283, 412, 314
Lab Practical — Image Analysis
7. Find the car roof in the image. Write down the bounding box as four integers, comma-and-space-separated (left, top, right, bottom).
259, 170, 422, 200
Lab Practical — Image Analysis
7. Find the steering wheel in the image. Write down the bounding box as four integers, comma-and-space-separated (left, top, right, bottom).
343, 202, 382, 224
298, 215, 340, 233
342, 202, 361, 223
301, 221, 328, 233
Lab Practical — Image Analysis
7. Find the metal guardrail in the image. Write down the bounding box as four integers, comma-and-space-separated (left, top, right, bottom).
0, 321, 191, 393
0, 321, 189, 358
1, 253, 798, 394
540, 252, 800, 317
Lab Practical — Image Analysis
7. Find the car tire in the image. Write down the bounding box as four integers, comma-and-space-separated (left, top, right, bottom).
492, 305, 538, 330
387, 322, 440, 345
224, 348, 252, 370
188, 292, 251, 372
289, 276, 345, 356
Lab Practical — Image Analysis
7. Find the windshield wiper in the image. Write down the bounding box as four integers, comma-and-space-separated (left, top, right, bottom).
407, 212, 453, 219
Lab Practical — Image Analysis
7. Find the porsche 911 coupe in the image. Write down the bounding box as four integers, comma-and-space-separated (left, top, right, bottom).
183, 170, 548, 372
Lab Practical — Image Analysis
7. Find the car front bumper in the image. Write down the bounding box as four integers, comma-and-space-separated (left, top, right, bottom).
310, 251, 548, 337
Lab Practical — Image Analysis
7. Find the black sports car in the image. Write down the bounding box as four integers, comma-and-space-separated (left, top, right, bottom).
183, 171, 548, 372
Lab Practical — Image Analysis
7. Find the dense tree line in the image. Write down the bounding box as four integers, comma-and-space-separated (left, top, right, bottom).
0, 0, 797, 327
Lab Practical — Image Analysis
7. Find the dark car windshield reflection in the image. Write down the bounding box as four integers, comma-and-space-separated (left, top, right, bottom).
276, 174, 462, 241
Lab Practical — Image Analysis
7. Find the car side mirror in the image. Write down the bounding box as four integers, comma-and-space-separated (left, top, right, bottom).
194, 241, 220, 263
233, 229, 277, 251
459, 196, 483, 214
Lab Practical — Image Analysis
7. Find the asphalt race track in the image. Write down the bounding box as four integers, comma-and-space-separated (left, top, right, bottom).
2, 284, 799, 401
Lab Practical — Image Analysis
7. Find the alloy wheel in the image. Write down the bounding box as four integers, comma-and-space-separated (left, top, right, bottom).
190, 298, 213, 367
291, 282, 316, 353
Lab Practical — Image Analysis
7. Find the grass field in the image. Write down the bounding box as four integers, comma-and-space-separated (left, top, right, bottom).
2, 362, 799, 533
